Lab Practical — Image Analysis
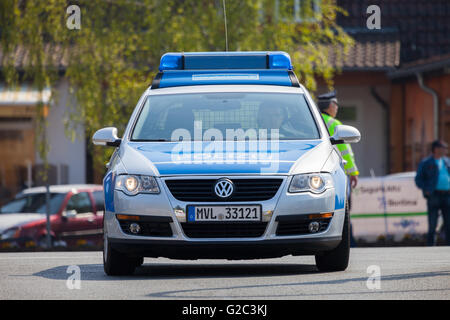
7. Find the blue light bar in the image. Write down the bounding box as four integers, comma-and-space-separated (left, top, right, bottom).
153, 51, 299, 89
184, 52, 267, 70
159, 53, 183, 71
158, 51, 293, 71
157, 70, 293, 88
268, 52, 293, 70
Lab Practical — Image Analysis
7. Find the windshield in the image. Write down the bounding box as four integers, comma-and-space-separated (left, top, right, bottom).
0, 193, 66, 214
131, 92, 320, 141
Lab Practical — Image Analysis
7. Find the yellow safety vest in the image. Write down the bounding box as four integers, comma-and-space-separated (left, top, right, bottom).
322, 113, 359, 176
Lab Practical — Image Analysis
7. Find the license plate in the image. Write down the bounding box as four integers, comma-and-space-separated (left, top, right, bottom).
187, 205, 261, 222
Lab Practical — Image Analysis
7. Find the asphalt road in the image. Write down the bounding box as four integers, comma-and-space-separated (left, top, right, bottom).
0, 247, 449, 300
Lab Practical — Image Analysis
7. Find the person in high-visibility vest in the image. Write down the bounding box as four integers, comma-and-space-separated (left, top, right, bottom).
317, 90, 359, 189
318, 90, 358, 247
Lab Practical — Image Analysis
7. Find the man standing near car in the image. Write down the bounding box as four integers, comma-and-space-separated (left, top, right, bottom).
415, 140, 450, 246
318, 90, 360, 186
318, 90, 359, 246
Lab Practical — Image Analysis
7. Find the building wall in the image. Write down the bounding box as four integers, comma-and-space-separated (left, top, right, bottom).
318, 72, 391, 177
390, 73, 450, 173
389, 83, 405, 173
0, 115, 35, 200
35, 78, 86, 184
428, 73, 450, 145
403, 79, 435, 170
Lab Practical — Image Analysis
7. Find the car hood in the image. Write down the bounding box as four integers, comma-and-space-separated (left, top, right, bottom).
120, 140, 331, 176
0, 213, 46, 233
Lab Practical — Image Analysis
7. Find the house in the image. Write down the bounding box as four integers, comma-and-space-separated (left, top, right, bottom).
0, 47, 86, 204
317, 30, 400, 176
318, 0, 450, 176
388, 54, 450, 172
1, 0, 449, 205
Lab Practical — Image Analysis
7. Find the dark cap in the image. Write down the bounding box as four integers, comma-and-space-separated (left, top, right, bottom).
431, 140, 448, 151
317, 90, 338, 111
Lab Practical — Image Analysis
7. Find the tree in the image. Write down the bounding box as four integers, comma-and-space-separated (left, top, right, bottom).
0, 0, 353, 179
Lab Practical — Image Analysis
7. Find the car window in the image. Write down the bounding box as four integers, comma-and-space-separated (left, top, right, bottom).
0, 193, 65, 214
66, 192, 92, 214
92, 191, 105, 213
131, 92, 320, 141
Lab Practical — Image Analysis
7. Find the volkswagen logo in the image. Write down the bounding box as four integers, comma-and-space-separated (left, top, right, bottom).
214, 178, 234, 198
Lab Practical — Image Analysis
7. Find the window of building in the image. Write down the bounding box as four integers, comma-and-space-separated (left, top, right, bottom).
275, 0, 321, 23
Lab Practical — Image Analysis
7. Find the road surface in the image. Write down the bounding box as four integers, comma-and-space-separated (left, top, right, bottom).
0, 247, 449, 299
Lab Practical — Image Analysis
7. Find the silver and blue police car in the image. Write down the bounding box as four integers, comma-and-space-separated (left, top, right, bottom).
93, 51, 361, 275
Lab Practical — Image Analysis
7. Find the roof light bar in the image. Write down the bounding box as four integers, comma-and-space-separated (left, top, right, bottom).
158, 51, 293, 71
156, 70, 294, 88
268, 52, 293, 70
159, 53, 183, 71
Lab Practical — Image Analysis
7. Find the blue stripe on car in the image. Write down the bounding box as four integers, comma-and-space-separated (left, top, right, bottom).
129, 141, 321, 175
104, 171, 115, 212
333, 168, 347, 210
155, 161, 295, 175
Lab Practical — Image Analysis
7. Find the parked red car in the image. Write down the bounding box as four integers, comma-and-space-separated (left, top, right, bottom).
0, 184, 104, 249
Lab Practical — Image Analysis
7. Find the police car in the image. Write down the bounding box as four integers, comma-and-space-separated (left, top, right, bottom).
93, 51, 360, 275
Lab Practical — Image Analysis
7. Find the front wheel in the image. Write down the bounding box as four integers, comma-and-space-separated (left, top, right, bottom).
103, 235, 138, 276
315, 203, 350, 272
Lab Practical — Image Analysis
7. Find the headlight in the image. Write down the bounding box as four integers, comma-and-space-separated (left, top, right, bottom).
115, 175, 160, 195
1, 227, 20, 240
288, 173, 333, 194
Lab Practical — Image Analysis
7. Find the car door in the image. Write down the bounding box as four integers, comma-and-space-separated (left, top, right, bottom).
59, 192, 101, 246
91, 190, 105, 231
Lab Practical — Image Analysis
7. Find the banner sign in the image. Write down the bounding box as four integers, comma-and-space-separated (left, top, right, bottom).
350, 173, 438, 242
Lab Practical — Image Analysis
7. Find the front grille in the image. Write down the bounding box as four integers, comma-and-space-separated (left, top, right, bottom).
181, 222, 268, 238
119, 220, 173, 237
276, 216, 331, 236
165, 178, 283, 202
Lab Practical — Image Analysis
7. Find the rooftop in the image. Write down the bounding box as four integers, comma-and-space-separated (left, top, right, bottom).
337, 0, 450, 64
328, 31, 401, 71
388, 52, 450, 79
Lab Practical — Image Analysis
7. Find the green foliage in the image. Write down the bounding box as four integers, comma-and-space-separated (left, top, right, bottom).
1, 0, 352, 175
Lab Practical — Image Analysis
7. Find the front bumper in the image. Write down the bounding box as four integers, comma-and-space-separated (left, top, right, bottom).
108, 236, 342, 259
104, 174, 346, 259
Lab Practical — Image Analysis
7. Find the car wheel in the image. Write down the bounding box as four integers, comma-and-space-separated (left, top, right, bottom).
103, 235, 137, 276
315, 202, 350, 272
135, 257, 144, 267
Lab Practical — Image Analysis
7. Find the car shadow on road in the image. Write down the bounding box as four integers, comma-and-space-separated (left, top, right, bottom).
143, 270, 450, 299
30, 263, 450, 298
32, 262, 320, 281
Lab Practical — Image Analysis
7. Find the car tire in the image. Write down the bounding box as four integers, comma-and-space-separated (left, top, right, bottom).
315, 202, 350, 272
135, 257, 144, 267
103, 235, 137, 276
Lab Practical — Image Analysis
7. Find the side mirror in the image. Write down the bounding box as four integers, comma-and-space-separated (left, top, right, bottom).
62, 209, 77, 219
330, 125, 361, 145
92, 127, 121, 147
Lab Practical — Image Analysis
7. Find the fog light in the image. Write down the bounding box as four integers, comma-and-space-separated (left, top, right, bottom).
129, 223, 141, 234
308, 221, 320, 233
